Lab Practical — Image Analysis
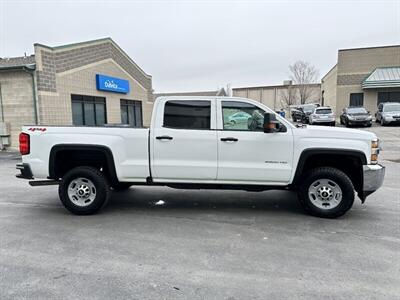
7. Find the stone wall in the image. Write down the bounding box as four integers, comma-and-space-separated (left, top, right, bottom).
0, 71, 36, 147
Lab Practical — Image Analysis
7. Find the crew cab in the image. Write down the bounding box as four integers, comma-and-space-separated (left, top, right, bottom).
16, 97, 385, 218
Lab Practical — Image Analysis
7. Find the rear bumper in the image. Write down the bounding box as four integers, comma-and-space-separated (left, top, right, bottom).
311, 119, 335, 124
362, 164, 385, 199
16, 163, 34, 179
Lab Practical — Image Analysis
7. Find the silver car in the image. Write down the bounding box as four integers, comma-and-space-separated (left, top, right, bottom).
375, 102, 400, 126
309, 107, 336, 126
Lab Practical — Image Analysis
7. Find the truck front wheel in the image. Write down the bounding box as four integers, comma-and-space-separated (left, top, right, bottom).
58, 166, 110, 215
297, 167, 354, 218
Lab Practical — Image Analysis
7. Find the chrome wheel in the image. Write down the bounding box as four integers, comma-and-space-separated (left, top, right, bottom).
308, 179, 342, 210
67, 177, 96, 207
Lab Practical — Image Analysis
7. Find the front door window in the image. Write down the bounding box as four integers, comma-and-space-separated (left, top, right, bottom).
222, 101, 265, 131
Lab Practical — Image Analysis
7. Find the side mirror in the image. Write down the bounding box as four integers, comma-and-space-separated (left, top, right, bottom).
264, 113, 282, 133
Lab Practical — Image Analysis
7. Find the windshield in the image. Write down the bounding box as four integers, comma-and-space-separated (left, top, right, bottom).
348, 107, 367, 114
383, 104, 400, 112
315, 108, 332, 114
302, 105, 315, 113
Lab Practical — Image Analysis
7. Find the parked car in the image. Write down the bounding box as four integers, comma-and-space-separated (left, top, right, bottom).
291, 103, 320, 123
375, 102, 400, 126
340, 107, 372, 127
16, 96, 385, 219
309, 106, 336, 126
228, 111, 251, 125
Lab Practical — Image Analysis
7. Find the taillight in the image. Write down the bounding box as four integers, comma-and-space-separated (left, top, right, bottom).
19, 133, 30, 155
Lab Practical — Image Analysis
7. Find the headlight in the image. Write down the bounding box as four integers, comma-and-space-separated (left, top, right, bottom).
371, 139, 379, 148
348, 115, 355, 120
367, 116, 372, 120
371, 139, 379, 164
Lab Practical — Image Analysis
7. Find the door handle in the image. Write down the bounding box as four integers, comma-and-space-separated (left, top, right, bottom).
156, 135, 173, 140
220, 137, 238, 142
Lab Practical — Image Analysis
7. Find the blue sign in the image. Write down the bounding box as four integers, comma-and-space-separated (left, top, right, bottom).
96, 74, 130, 94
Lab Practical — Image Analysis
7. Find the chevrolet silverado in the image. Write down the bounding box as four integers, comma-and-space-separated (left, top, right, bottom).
16, 96, 385, 218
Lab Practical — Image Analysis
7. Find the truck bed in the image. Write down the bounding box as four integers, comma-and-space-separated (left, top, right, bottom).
21, 125, 151, 182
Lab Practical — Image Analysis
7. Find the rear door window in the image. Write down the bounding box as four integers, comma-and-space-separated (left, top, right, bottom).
163, 100, 211, 130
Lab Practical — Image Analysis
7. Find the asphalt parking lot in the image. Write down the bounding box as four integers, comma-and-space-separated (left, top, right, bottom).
0, 124, 399, 299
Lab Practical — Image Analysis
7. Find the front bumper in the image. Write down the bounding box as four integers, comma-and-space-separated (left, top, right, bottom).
16, 163, 34, 179
348, 119, 372, 125
383, 117, 400, 124
362, 164, 385, 200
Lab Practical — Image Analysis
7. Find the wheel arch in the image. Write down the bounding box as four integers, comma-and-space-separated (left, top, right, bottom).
292, 148, 367, 196
49, 144, 119, 185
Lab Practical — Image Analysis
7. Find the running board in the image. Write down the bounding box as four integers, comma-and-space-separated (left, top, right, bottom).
29, 180, 60, 186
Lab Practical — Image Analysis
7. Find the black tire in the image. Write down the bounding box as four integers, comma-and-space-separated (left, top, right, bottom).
331, 122, 336, 126
58, 166, 110, 215
297, 167, 355, 218
112, 182, 132, 191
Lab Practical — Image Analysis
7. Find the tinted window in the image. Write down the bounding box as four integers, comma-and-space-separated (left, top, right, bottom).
164, 100, 211, 130
71, 94, 106, 126
95, 103, 106, 125
72, 102, 84, 125
222, 101, 265, 131
378, 92, 400, 105
349, 93, 364, 106
84, 103, 96, 126
120, 100, 143, 127
315, 109, 332, 114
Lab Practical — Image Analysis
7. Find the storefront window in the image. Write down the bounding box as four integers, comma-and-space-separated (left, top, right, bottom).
120, 100, 143, 127
378, 92, 400, 105
71, 94, 106, 126
349, 93, 364, 107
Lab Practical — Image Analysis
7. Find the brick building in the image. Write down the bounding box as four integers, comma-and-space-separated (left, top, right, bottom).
321, 45, 400, 115
0, 38, 153, 149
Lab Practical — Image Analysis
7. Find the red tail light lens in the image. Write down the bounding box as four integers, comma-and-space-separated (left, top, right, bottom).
19, 133, 30, 155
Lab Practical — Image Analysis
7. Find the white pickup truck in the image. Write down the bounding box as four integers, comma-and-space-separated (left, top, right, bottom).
16, 96, 385, 218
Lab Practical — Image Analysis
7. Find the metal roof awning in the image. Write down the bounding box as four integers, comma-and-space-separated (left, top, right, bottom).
362, 67, 400, 89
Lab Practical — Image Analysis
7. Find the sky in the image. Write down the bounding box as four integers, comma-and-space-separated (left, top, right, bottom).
0, 0, 399, 92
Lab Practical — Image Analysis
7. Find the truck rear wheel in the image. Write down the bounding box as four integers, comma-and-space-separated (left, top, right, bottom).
297, 167, 354, 218
58, 166, 110, 215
